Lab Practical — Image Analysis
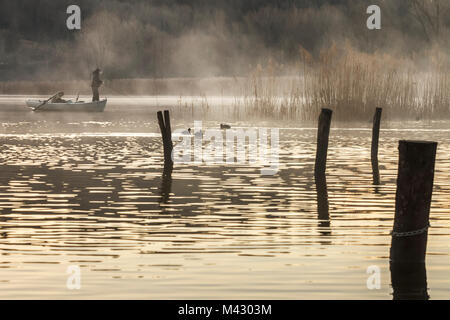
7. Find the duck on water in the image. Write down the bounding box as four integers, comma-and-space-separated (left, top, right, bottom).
182, 124, 231, 136
25, 68, 107, 112
182, 128, 202, 137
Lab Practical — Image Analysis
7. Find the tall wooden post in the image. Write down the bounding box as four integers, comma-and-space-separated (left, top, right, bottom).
390, 140, 437, 263
157, 110, 173, 205
371, 108, 382, 185
389, 140, 437, 300
157, 110, 173, 165
314, 109, 332, 236
314, 108, 333, 179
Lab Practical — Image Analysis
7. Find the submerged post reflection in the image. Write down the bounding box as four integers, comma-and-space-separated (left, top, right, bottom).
159, 162, 173, 204
315, 173, 331, 238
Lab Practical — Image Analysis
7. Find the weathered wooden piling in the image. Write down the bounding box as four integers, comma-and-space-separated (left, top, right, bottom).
159, 163, 173, 204
389, 140, 436, 300
390, 261, 429, 300
316, 174, 331, 241
316, 175, 329, 221
157, 110, 173, 165
371, 107, 382, 185
390, 140, 437, 263
314, 108, 333, 179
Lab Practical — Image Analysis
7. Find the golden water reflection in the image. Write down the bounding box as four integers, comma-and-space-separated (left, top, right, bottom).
0, 103, 449, 298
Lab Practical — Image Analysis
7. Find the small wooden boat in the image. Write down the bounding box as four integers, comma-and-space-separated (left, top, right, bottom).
26, 99, 107, 112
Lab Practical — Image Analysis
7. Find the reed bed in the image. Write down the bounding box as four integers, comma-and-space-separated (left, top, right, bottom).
1, 44, 448, 122
236, 45, 450, 121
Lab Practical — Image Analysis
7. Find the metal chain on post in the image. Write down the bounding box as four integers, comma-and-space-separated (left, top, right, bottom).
390, 223, 431, 237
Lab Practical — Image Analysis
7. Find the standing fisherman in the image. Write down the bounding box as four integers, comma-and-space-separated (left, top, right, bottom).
91, 68, 103, 102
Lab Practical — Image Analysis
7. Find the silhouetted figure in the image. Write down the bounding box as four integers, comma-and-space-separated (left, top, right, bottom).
50, 91, 67, 103
91, 68, 103, 102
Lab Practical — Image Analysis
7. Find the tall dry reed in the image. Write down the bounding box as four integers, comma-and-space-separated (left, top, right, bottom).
237, 44, 450, 121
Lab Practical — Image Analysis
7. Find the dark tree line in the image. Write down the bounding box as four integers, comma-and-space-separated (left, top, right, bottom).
0, 0, 448, 80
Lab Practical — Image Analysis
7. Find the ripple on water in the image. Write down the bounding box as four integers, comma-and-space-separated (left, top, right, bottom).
0, 122, 449, 298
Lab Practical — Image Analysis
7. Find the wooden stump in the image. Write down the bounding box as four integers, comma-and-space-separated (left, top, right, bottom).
314, 108, 333, 180
157, 110, 173, 165
390, 140, 437, 264
371, 108, 382, 185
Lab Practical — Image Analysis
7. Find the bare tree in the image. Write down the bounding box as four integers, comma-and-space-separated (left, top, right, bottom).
410, 0, 450, 43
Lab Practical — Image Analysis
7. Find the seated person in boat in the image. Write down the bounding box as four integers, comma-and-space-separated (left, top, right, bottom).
50, 91, 67, 103
91, 68, 103, 102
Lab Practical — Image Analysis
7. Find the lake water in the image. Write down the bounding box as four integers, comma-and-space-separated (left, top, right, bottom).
0, 95, 449, 299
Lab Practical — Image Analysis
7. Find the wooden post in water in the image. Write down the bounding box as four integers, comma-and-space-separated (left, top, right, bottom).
390, 140, 437, 263
157, 110, 174, 166
390, 140, 437, 300
316, 176, 329, 221
314, 108, 333, 179
390, 260, 428, 300
159, 163, 173, 204
371, 108, 382, 185
157, 110, 174, 205
314, 108, 332, 229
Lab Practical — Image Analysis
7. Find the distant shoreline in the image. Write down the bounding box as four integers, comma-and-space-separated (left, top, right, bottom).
0, 77, 253, 96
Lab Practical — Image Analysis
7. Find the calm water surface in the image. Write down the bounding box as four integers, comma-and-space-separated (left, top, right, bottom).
0, 95, 449, 299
